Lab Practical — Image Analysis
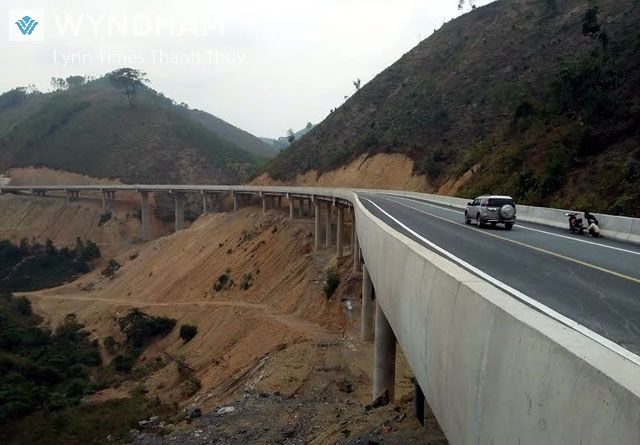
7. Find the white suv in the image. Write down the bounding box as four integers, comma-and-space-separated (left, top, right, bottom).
465, 195, 516, 230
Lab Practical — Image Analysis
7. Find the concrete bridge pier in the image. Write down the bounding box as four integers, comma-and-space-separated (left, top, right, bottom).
277, 196, 282, 209
289, 195, 294, 220
361, 264, 375, 341
174, 192, 185, 231
325, 202, 332, 247
314, 200, 320, 251
232, 192, 238, 212
336, 206, 344, 257
373, 303, 396, 403
140, 191, 151, 241
262, 194, 267, 215
295, 198, 302, 217
65, 189, 79, 205
201, 192, 208, 214
101, 191, 112, 212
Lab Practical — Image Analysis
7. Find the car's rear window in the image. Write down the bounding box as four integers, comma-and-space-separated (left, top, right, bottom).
487, 198, 514, 207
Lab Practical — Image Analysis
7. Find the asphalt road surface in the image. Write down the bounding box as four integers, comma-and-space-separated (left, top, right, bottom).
359, 193, 640, 356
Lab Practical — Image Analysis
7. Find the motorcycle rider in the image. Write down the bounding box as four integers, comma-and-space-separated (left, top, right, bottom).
584, 211, 600, 237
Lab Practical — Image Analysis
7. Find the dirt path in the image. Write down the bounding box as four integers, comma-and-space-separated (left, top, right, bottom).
26, 293, 336, 341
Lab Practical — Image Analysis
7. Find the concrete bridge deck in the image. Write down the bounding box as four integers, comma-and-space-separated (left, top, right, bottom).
2, 183, 640, 443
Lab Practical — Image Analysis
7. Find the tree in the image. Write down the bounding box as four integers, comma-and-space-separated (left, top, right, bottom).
45, 239, 56, 255
107, 68, 149, 108
65, 75, 85, 89
458, 0, 476, 10
50, 77, 67, 91
287, 128, 296, 144
582, 7, 601, 37
353, 78, 361, 91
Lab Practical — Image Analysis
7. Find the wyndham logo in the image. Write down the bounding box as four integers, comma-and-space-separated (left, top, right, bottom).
8, 9, 44, 41
15, 15, 38, 35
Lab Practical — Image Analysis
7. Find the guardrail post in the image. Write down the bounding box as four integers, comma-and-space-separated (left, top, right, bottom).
362, 265, 375, 341
140, 191, 151, 241
175, 192, 185, 231
373, 304, 396, 403
325, 202, 331, 247
336, 206, 344, 257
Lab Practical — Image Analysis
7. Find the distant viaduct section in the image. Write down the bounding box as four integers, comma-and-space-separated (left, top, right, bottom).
2, 184, 640, 444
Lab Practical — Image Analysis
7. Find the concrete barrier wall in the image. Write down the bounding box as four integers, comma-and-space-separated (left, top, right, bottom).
354, 195, 640, 444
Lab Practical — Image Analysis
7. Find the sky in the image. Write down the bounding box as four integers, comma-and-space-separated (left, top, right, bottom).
1, 0, 493, 138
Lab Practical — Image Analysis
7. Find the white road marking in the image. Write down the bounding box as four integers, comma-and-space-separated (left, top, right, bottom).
386, 194, 640, 256
359, 195, 640, 366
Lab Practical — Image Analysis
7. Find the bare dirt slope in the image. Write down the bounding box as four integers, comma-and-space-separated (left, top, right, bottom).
23, 206, 445, 443
253, 153, 432, 192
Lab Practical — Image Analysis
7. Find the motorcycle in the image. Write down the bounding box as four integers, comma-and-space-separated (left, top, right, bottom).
565, 212, 601, 237
566, 213, 584, 235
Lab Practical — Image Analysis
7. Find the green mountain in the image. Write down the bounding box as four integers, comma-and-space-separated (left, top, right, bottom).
187, 109, 277, 159
266, 0, 640, 216
0, 75, 266, 184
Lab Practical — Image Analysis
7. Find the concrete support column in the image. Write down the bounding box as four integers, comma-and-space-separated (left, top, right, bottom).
202, 193, 208, 214
101, 192, 108, 211
325, 202, 331, 247
65, 189, 71, 205
212, 194, 219, 212
140, 191, 151, 241
336, 206, 344, 257
361, 265, 375, 341
262, 196, 267, 215
175, 193, 185, 232
233, 193, 238, 212
373, 304, 396, 403
314, 201, 320, 252
289, 198, 294, 220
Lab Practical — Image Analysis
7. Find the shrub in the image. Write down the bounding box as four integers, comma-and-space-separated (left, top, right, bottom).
213, 273, 230, 292
113, 353, 136, 373
101, 259, 121, 278
14, 296, 32, 316
240, 273, 253, 291
179, 325, 198, 343
98, 212, 112, 226
103, 336, 117, 354
323, 267, 340, 299
116, 308, 176, 349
